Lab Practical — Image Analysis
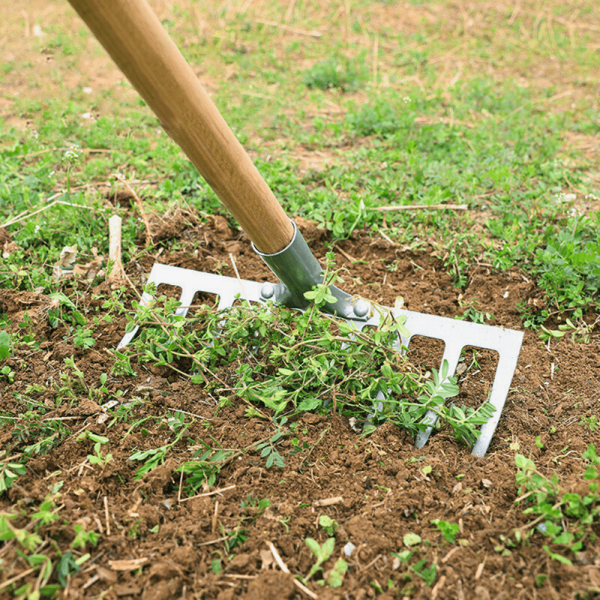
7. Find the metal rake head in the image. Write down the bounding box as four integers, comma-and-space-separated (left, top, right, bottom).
118, 262, 523, 457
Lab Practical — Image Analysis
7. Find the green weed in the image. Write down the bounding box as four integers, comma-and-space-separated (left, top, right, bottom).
0, 452, 26, 493
392, 549, 437, 586
511, 448, 600, 564
303, 55, 366, 92
302, 537, 335, 584
0, 492, 97, 597
431, 519, 460, 543
123, 259, 491, 448
77, 431, 113, 468
319, 515, 339, 536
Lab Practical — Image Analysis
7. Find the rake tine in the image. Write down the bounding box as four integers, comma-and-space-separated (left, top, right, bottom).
414, 343, 463, 449
398, 308, 523, 455
472, 341, 522, 456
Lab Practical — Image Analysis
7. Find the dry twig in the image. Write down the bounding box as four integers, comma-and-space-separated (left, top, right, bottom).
374, 204, 468, 212
113, 173, 153, 246
178, 484, 236, 503
267, 542, 318, 599
103, 496, 111, 536
107, 215, 126, 286
1, 199, 94, 229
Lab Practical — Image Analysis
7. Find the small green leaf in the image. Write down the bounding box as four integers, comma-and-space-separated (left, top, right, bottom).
326, 558, 348, 588
0, 331, 10, 360
403, 533, 421, 547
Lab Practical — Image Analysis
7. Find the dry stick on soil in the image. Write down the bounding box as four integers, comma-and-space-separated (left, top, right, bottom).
107, 215, 126, 286
82, 575, 100, 590
212, 500, 219, 535
359, 554, 381, 572
113, 173, 153, 247
197, 535, 228, 547
178, 484, 236, 503
441, 546, 461, 563
0, 568, 36, 592
1, 199, 95, 229
475, 557, 486, 580
229, 252, 247, 299
373, 204, 468, 212
431, 575, 447, 600
372, 35, 379, 88
177, 466, 185, 504
103, 496, 111, 536
284, 0, 296, 22
313, 496, 343, 507
333, 245, 357, 263
267, 542, 319, 600
11, 147, 111, 159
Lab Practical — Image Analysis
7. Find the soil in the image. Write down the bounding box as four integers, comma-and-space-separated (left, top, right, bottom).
1, 214, 599, 600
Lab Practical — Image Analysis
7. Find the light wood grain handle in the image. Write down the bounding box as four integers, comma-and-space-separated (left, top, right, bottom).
68, 0, 294, 254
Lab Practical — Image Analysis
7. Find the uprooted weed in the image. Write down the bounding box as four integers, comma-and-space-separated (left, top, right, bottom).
118, 262, 495, 449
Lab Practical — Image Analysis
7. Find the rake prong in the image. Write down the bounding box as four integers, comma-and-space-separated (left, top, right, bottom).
414, 342, 464, 449
472, 337, 522, 456
117, 264, 267, 350
395, 308, 523, 455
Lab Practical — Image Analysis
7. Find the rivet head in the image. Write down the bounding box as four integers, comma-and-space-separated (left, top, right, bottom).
261, 283, 275, 299
353, 299, 370, 318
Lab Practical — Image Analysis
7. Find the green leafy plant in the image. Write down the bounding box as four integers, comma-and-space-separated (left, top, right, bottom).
302, 55, 366, 91
176, 443, 234, 494
457, 306, 494, 325
72, 524, 100, 549
392, 550, 437, 586
303, 537, 335, 583
77, 431, 113, 468
130, 424, 189, 480
73, 327, 95, 350
326, 557, 349, 588
403, 533, 421, 547
0, 496, 95, 598
0, 330, 11, 359
122, 257, 489, 449
580, 415, 598, 433
1, 364, 15, 383
0, 453, 26, 493
512, 447, 600, 564
431, 519, 460, 543
319, 515, 339, 536
256, 428, 286, 468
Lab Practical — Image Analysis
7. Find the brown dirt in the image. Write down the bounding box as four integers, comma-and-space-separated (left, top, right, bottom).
1, 215, 599, 600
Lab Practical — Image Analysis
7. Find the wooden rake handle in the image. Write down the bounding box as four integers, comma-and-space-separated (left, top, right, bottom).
68, 0, 294, 254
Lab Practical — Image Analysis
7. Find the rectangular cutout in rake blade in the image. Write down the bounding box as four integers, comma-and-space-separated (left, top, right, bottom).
393, 309, 524, 456
117, 263, 266, 350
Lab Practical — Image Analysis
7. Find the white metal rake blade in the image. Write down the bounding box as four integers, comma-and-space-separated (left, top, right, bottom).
118, 262, 524, 457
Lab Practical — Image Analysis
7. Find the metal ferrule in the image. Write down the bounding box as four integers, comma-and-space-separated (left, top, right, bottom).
252, 221, 370, 321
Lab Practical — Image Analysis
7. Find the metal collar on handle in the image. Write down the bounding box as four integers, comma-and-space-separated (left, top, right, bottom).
252, 220, 370, 321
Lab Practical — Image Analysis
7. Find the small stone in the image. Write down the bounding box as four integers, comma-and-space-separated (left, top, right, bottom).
343, 542, 356, 557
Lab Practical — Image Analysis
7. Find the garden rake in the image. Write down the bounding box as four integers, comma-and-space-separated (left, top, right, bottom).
69, 0, 524, 456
